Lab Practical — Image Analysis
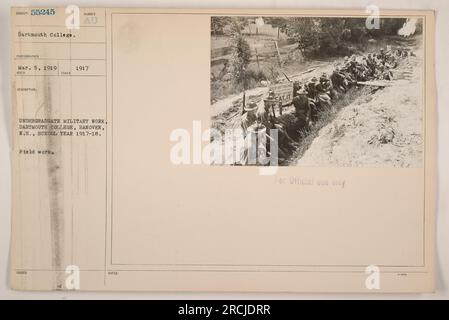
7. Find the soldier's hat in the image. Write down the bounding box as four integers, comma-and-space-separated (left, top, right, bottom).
244, 102, 258, 112
310, 76, 318, 82
296, 87, 307, 95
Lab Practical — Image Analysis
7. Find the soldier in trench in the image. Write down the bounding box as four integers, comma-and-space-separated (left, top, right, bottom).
292, 85, 312, 130
259, 95, 299, 162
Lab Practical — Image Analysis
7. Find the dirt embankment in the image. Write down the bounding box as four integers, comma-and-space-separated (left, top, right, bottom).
295, 49, 423, 167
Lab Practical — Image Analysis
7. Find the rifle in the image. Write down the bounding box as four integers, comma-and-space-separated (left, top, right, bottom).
282, 72, 291, 82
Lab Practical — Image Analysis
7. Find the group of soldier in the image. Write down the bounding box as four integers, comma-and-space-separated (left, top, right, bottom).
238, 46, 413, 163
291, 46, 412, 129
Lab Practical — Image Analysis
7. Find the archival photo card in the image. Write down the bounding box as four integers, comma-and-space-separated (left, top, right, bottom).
9, 8, 435, 292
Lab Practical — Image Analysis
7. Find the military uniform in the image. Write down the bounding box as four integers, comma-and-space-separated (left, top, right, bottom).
292, 88, 311, 129
240, 103, 258, 133
331, 68, 348, 92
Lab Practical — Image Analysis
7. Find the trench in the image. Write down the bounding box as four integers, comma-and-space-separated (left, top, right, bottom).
276, 85, 383, 166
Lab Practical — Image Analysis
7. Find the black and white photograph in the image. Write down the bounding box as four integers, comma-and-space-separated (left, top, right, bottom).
210, 16, 424, 167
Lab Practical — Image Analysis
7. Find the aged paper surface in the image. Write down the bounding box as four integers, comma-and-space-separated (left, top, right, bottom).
9, 7, 436, 292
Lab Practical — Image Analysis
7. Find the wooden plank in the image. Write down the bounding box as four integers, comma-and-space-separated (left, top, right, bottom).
269, 82, 293, 106
356, 80, 393, 87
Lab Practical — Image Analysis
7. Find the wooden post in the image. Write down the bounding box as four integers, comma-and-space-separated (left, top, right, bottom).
242, 91, 246, 114
255, 48, 260, 72
274, 40, 281, 67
